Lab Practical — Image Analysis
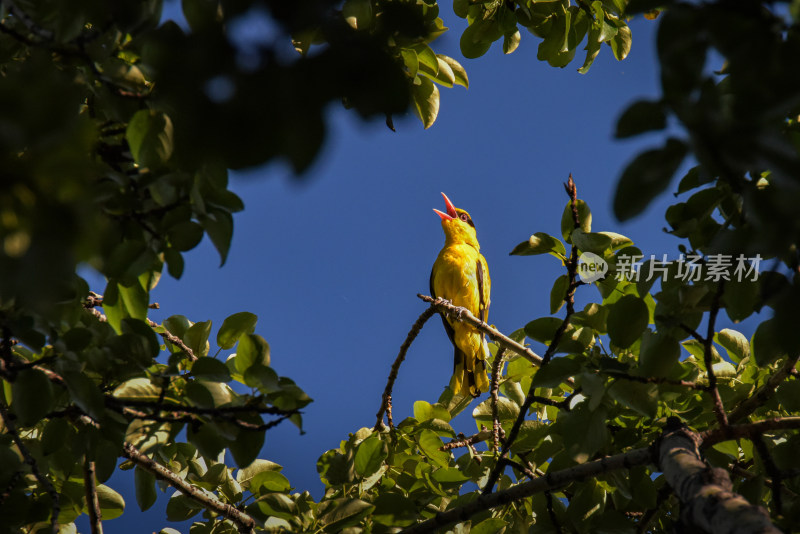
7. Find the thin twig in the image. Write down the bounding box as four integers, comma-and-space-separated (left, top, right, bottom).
490, 348, 507, 451
83, 459, 104, 534
481, 175, 582, 495
147, 318, 197, 361
602, 371, 708, 390
728, 354, 800, 423
122, 443, 256, 534
105, 397, 294, 417
0, 403, 60, 534
544, 491, 564, 534
704, 282, 728, 427
751, 435, 783, 514
374, 306, 438, 430
440, 430, 493, 451
399, 446, 654, 534
700, 416, 800, 446
679, 323, 705, 343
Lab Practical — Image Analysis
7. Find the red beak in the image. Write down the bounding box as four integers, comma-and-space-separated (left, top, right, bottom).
433, 192, 458, 221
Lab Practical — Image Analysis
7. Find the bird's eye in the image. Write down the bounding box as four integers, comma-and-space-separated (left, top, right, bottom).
460, 214, 468, 222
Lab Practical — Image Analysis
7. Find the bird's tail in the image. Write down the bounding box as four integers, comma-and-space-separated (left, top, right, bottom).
451, 339, 490, 398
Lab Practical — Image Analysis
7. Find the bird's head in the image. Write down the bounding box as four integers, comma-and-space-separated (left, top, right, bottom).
434, 192, 479, 248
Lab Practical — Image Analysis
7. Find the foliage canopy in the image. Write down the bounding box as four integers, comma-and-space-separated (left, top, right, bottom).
1, 0, 800, 533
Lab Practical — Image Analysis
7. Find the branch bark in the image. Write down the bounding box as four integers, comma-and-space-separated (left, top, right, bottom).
399, 446, 653, 534
658, 422, 779, 534
83, 459, 103, 534
374, 305, 438, 430
121, 443, 257, 534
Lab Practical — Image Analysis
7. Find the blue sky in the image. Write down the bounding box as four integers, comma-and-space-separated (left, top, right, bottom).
81, 4, 762, 532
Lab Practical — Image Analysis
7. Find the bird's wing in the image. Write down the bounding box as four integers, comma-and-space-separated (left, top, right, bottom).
476, 259, 487, 324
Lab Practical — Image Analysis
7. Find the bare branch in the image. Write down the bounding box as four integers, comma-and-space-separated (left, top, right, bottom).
83, 459, 104, 534
701, 416, 800, 446
0, 403, 60, 534
374, 306, 438, 430
417, 295, 548, 370
440, 430, 493, 451
490, 348, 506, 451
399, 446, 653, 534
121, 442, 257, 534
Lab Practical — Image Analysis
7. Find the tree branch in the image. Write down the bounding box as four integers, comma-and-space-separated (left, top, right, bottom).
416, 295, 548, 370
728, 354, 800, 423
121, 442, 257, 534
700, 416, 800, 446
83, 458, 103, 534
490, 347, 506, 451
658, 420, 779, 534
704, 282, 729, 427
440, 430, 493, 451
399, 446, 653, 534
374, 305, 438, 430
0, 403, 60, 534
480, 175, 583, 494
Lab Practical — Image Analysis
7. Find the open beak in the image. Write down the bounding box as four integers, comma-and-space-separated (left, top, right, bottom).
433, 192, 458, 221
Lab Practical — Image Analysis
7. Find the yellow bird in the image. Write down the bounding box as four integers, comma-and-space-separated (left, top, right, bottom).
431, 193, 491, 398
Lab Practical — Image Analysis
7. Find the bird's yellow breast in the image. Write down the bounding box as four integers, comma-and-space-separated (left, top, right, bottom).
431, 244, 490, 316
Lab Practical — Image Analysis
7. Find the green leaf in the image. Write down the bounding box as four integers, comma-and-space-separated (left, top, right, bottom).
550, 275, 570, 314
437, 55, 469, 88
63, 371, 105, 421
342, 0, 372, 30
354, 436, 387, 478
12, 368, 54, 426
472, 397, 520, 426
509, 232, 566, 258
776, 380, 800, 412
184, 320, 212, 358
217, 312, 258, 349
96, 484, 126, 520
610, 23, 631, 60
638, 330, 681, 377
121, 318, 160, 360
318, 498, 374, 532
571, 229, 613, 255
229, 425, 265, 468
472, 518, 508, 534
503, 30, 521, 54
608, 380, 658, 418
236, 334, 271, 373
417, 430, 450, 468
752, 319, 784, 367
614, 138, 688, 221
411, 76, 440, 129
192, 357, 231, 382
166, 493, 202, 522
126, 109, 174, 169
524, 317, 564, 345
251, 470, 291, 493
561, 199, 592, 242
113, 378, 163, 401
372, 493, 417, 526
532, 357, 582, 388
410, 43, 439, 77
460, 20, 494, 59
201, 208, 234, 266
616, 99, 667, 138
134, 467, 157, 512
236, 459, 282, 488
607, 295, 649, 349
166, 220, 204, 251
715, 329, 750, 364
